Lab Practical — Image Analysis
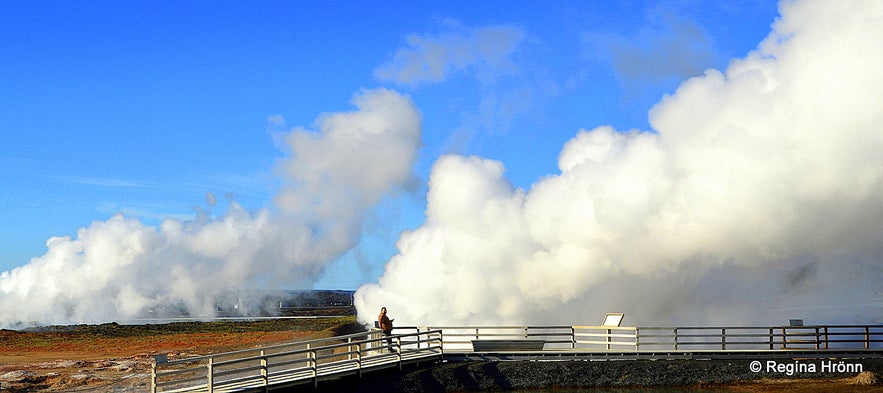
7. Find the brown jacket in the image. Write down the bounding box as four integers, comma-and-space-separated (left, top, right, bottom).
378, 312, 393, 332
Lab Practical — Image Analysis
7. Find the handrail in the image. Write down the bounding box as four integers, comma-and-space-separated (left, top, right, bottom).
152, 324, 883, 392
632, 326, 883, 351
158, 329, 381, 366
406, 324, 883, 352
151, 329, 443, 393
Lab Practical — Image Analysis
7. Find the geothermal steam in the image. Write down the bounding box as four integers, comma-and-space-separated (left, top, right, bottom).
355, 0, 883, 325
0, 88, 421, 328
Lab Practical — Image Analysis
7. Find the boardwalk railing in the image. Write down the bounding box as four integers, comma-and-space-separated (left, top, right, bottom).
414, 326, 576, 351
405, 324, 883, 352
633, 325, 883, 351
152, 324, 883, 392
151, 329, 442, 393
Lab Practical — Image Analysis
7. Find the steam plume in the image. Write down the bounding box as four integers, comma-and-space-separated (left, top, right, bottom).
355, 0, 883, 326
0, 88, 421, 328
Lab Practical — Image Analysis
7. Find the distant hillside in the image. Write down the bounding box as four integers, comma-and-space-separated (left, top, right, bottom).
134, 289, 356, 319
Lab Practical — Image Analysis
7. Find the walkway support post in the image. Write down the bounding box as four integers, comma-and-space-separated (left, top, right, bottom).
347, 337, 353, 360
307, 343, 317, 388
357, 340, 363, 377
396, 336, 403, 370
571, 326, 576, 349
635, 327, 640, 350
721, 328, 726, 350
150, 363, 157, 393
207, 357, 214, 393
606, 328, 611, 350
674, 328, 679, 350
823, 327, 829, 349
260, 350, 268, 392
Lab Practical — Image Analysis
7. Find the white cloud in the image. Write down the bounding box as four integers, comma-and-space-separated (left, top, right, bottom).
62, 176, 152, 188
356, 0, 883, 326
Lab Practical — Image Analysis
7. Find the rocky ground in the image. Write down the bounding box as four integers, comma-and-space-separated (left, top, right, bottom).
0, 314, 360, 392
0, 358, 151, 392
310, 358, 883, 393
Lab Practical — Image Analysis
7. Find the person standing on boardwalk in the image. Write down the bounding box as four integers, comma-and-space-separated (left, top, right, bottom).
378, 307, 395, 351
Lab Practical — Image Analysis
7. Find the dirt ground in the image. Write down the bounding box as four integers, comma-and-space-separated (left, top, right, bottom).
0, 317, 359, 392
721, 372, 883, 392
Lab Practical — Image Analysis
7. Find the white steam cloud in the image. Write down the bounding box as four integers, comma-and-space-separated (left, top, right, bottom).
0, 88, 421, 328
356, 0, 883, 326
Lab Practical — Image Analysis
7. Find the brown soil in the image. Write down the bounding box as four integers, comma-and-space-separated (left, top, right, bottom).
0, 316, 359, 392
722, 372, 883, 392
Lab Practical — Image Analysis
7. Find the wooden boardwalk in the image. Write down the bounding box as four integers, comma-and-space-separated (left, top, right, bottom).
151, 324, 883, 392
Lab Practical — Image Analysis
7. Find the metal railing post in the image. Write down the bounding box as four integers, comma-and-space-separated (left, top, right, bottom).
207, 357, 214, 393
779, 326, 788, 349
396, 336, 403, 370
307, 343, 317, 387
150, 363, 157, 393
260, 350, 268, 392
606, 328, 612, 350
634, 327, 639, 350
866, 326, 871, 349
439, 330, 445, 357
823, 327, 829, 349
674, 328, 679, 351
347, 337, 353, 360
721, 328, 726, 350
357, 338, 363, 377
571, 326, 576, 349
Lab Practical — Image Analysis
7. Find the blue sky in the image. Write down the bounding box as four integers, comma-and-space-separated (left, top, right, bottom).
1, 1, 779, 290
